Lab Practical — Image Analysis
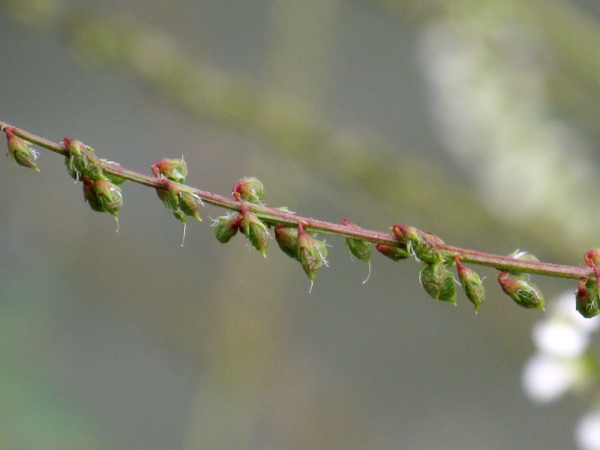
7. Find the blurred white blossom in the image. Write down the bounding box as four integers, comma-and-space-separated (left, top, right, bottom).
522, 353, 587, 403
532, 320, 589, 358
577, 410, 600, 450
522, 291, 598, 404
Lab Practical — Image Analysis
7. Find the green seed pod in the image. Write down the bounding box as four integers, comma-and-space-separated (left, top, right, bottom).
95, 179, 123, 218
82, 176, 123, 218
156, 178, 203, 223
419, 260, 457, 304
341, 219, 371, 263
156, 181, 185, 223
455, 256, 485, 313
232, 177, 265, 203
498, 271, 544, 310
584, 249, 600, 268
375, 243, 412, 261
340, 220, 372, 283
179, 191, 203, 221
576, 277, 600, 318
346, 238, 371, 262
414, 232, 444, 263
394, 224, 442, 263
63, 137, 102, 181
274, 225, 299, 259
4, 126, 40, 171
151, 158, 188, 183
297, 223, 328, 283
212, 213, 241, 243
82, 176, 105, 213
240, 205, 269, 256
157, 188, 182, 220
391, 224, 411, 244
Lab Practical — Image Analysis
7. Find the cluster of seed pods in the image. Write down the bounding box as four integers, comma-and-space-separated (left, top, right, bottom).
4, 124, 600, 317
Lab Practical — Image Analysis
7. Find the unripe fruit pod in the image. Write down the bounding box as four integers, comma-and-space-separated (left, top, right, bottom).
82, 175, 123, 218
274, 225, 299, 259
179, 191, 203, 221
156, 178, 203, 223
156, 180, 185, 223
341, 220, 371, 263
394, 224, 442, 263
4, 126, 39, 172
584, 248, 600, 270
455, 256, 485, 313
151, 158, 188, 183
240, 205, 269, 257
498, 271, 544, 310
419, 260, 457, 304
232, 177, 265, 203
576, 277, 600, 318
375, 243, 411, 261
213, 214, 241, 244
64, 137, 102, 181
297, 223, 328, 282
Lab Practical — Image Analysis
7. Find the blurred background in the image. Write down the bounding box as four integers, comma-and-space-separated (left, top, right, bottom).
1, 0, 600, 448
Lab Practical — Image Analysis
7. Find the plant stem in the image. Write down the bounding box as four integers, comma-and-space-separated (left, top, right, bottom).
0, 120, 592, 281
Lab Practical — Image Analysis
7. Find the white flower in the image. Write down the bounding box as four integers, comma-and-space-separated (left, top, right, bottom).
576, 409, 600, 450
532, 319, 590, 358
530, 291, 599, 358
521, 354, 586, 403
523, 291, 598, 404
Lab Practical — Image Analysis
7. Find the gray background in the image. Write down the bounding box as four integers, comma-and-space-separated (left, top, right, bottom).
1, 0, 599, 448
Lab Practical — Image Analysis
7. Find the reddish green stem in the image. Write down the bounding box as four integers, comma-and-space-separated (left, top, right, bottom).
0, 120, 592, 281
